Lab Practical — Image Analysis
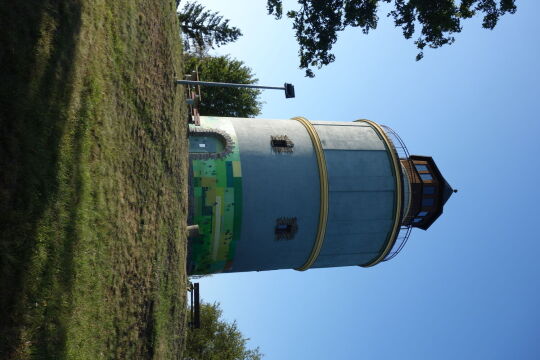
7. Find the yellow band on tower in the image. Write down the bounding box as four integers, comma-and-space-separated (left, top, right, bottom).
293, 117, 329, 271
355, 119, 403, 267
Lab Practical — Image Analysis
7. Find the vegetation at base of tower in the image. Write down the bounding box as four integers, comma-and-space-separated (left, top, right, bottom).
0, 0, 188, 358
185, 302, 263, 360
266, 0, 517, 77
178, 1, 242, 53
185, 55, 263, 117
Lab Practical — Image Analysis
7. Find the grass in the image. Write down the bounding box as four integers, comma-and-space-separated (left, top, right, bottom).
0, 0, 188, 358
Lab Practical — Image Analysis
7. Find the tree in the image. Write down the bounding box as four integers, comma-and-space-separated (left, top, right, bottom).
178, 1, 242, 53
266, 0, 517, 77
184, 302, 263, 360
184, 55, 263, 118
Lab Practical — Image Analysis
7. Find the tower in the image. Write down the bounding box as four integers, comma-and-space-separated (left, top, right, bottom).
187, 116, 454, 275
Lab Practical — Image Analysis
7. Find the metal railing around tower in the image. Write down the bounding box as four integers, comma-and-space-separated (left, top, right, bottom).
383, 225, 413, 261
380, 125, 411, 161
380, 125, 414, 262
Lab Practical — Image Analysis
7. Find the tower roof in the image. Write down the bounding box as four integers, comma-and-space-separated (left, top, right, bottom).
409, 155, 454, 230
441, 178, 454, 206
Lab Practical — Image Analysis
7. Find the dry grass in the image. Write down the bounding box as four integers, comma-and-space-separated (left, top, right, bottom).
0, 0, 188, 358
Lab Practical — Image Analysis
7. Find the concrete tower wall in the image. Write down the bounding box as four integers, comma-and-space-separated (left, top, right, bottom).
311, 121, 397, 267
229, 118, 321, 271
230, 119, 399, 271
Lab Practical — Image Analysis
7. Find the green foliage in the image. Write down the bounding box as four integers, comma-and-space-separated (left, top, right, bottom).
184, 302, 263, 360
185, 55, 263, 117
179, 1, 242, 52
267, 0, 517, 77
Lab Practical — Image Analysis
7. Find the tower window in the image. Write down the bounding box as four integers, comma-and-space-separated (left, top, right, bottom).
415, 164, 429, 172
418, 211, 428, 216
272, 139, 288, 147
271, 135, 294, 153
420, 173, 433, 181
423, 186, 435, 195
189, 127, 235, 160
422, 198, 434, 206
275, 217, 298, 240
276, 224, 290, 231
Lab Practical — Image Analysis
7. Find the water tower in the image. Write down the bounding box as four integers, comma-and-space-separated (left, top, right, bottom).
187, 116, 454, 275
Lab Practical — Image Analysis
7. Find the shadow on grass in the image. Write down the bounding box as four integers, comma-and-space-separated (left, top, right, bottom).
0, 1, 83, 357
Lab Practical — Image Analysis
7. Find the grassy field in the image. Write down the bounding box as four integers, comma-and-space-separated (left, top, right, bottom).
0, 1, 188, 358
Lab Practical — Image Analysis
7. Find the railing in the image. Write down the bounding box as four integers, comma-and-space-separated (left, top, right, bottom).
380, 125, 411, 161
380, 125, 414, 262
383, 225, 413, 261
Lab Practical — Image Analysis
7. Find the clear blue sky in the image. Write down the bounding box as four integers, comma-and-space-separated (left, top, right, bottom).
190, 1, 540, 359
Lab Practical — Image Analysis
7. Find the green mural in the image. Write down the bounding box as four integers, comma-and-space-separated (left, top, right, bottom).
189, 117, 242, 274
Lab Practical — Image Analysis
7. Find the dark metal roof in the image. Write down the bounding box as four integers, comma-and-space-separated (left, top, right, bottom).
441, 178, 454, 206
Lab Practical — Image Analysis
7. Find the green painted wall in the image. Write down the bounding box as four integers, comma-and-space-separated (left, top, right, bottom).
189, 117, 242, 274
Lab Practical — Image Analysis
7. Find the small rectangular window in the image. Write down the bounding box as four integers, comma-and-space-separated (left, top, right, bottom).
415, 164, 429, 172
275, 217, 298, 240
424, 186, 435, 194
422, 198, 434, 207
420, 173, 433, 181
271, 139, 288, 148
418, 211, 428, 216
413, 218, 422, 223
271, 135, 294, 153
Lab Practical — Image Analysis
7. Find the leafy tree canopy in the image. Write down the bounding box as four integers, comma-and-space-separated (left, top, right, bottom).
267, 0, 517, 77
184, 55, 263, 118
184, 302, 263, 360
179, 1, 242, 53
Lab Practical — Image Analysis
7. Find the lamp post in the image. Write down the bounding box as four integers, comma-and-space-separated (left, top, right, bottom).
176, 80, 295, 99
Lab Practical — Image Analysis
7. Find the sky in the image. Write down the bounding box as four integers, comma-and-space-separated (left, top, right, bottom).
188, 1, 540, 359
